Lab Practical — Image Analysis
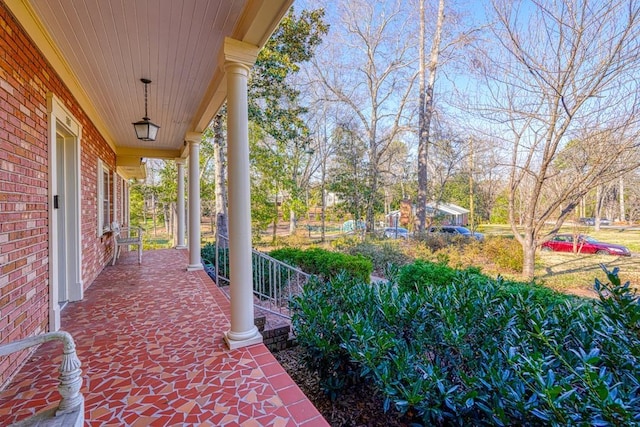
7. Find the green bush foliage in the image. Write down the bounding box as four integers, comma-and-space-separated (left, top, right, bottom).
290, 274, 369, 398
201, 242, 226, 272
269, 247, 372, 283
396, 260, 483, 291
292, 263, 640, 425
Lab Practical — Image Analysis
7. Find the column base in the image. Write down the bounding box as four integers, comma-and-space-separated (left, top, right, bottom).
224, 326, 263, 350
175, 245, 187, 250
69, 281, 84, 302
50, 305, 61, 332
186, 264, 204, 271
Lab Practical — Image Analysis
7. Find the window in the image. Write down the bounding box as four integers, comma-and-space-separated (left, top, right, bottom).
97, 159, 114, 235
120, 179, 127, 224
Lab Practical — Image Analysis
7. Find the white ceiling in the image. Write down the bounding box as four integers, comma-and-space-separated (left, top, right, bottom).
10, 0, 292, 160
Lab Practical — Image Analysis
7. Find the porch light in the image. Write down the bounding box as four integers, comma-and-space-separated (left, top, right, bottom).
133, 78, 160, 141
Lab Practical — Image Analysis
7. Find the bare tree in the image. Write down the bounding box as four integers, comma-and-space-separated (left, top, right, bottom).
306, 104, 338, 242
313, 0, 418, 232
474, 0, 640, 279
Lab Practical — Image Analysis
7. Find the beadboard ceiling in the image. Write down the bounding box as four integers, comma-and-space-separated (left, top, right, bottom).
9, 0, 292, 162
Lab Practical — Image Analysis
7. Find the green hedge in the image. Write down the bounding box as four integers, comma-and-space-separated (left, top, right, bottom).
397, 260, 569, 306
292, 263, 640, 425
269, 247, 372, 284
201, 242, 227, 273
397, 260, 482, 290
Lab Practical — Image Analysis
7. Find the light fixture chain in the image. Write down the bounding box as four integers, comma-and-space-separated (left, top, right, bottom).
144, 81, 148, 119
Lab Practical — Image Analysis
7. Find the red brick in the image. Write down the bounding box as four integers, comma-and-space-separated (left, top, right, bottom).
0, 2, 123, 387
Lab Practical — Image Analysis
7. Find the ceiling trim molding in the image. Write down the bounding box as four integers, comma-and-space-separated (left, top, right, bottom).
189, 0, 293, 135
232, 0, 294, 47
116, 147, 181, 159
6, 0, 117, 152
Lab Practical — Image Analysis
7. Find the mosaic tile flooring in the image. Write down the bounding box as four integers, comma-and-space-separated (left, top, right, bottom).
0, 249, 328, 426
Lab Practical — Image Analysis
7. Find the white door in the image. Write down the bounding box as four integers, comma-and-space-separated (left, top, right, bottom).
48, 94, 83, 331
56, 134, 68, 305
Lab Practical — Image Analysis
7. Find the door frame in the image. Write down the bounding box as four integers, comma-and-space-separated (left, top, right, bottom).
47, 94, 82, 332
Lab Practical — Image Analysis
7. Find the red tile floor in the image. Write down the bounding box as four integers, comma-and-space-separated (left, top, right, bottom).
0, 249, 329, 426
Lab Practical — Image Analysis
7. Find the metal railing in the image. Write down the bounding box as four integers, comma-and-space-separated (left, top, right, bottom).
213, 234, 310, 319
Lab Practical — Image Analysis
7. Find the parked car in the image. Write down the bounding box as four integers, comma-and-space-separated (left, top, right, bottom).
541, 234, 630, 256
579, 217, 611, 226
383, 227, 410, 239
428, 225, 484, 241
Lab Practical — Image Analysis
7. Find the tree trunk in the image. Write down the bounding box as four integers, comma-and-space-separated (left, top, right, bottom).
163, 203, 170, 233
619, 176, 625, 222
171, 202, 177, 246
289, 208, 297, 235
272, 192, 279, 243
522, 230, 536, 281
213, 114, 228, 242
152, 193, 157, 237
416, 0, 427, 232
416, 0, 445, 233
366, 167, 377, 232
468, 137, 474, 230
321, 187, 326, 242
595, 184, 603, 231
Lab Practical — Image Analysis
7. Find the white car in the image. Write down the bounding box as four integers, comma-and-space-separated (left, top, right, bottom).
383, 227, 409, 239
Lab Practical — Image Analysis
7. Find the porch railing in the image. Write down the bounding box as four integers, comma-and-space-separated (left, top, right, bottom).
0, 331, 84, 425
212, 235, 310, 319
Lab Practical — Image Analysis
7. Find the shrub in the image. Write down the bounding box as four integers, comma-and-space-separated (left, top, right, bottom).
329, 235, 363, 251
412, 232, 456, 251
270, 247, 372, 283
483, 236, 524, 272
201, 242, 228, 273
292, 262, 640, 425
343, 241, 410, 275
396, 260, 484, 291
290, 274, 369, 398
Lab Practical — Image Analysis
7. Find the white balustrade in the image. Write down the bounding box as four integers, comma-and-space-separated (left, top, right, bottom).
0, 331, 84, 421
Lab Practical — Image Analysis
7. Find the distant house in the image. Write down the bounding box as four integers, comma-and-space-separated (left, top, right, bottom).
386, 202, 470, 227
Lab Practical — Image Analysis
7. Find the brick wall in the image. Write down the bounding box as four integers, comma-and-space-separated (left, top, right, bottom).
254, 316, 296, 352
0, 3, 121, 387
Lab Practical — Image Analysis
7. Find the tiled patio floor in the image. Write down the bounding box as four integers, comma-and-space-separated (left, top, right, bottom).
0, 249, 328, 426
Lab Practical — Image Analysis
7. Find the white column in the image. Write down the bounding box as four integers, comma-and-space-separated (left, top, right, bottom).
223, 38, 262, 349
175, 159, 187, 249
186, 134, 203, 271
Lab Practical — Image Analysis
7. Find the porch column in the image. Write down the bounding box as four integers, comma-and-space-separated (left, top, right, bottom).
175, 158, 187, 249
223, 38, 262, 349
186, 133, 203, 271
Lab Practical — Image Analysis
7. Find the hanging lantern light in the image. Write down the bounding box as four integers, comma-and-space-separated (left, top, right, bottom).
132, 78, 160, 141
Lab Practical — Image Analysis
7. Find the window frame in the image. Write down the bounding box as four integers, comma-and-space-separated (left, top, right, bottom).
97, 159, 114, 235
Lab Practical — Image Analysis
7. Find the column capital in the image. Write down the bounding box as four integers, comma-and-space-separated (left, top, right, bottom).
174, 158, 186, 165
223, 37, 259, 69
185, 132, 202, 145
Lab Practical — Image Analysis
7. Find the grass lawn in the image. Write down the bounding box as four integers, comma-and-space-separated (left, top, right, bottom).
480, 223, 640, 297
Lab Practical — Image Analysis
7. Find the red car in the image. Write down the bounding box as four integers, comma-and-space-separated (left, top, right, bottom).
541, 234, 631, 256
